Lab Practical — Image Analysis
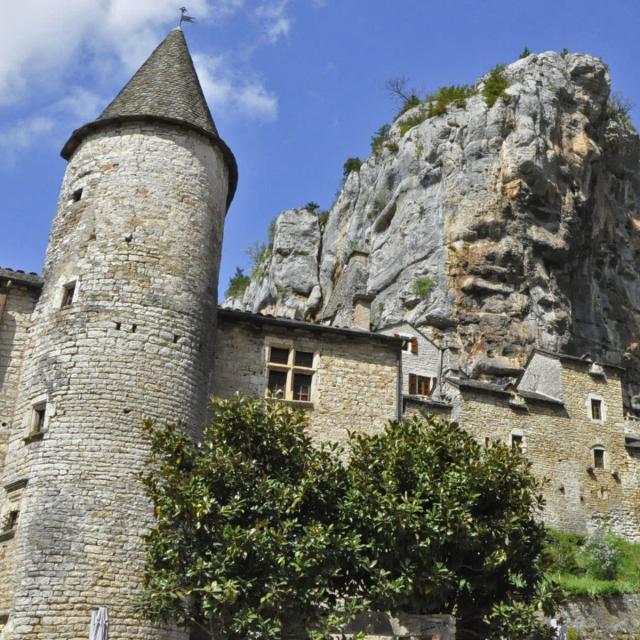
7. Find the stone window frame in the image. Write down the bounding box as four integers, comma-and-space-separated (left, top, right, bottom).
55, 274, 80, 310
0, 479, 27, 543
585, 393, 607, 423
23, 395, 50, 444
510, 429, 525, 451
264, 340, 317, 406
591, 444, 607, 470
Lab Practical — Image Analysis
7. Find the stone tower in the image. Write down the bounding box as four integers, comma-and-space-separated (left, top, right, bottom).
0, 28, 236, 639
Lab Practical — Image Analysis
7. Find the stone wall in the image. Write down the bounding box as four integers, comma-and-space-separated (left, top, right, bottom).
0, 122, 229, 640
559, 594, 640, 639
212, 313, 400, 445
456, 360, 640, 539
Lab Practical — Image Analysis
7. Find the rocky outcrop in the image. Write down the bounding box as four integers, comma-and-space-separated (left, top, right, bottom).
226, 51, 640, 402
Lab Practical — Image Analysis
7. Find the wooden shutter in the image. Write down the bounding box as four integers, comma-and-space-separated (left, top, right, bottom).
0, 292, 6, 323
409, 374, 417, 395
410, 337, 418, 354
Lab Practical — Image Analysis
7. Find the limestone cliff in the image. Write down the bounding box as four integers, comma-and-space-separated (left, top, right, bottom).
225, 52, 640, 403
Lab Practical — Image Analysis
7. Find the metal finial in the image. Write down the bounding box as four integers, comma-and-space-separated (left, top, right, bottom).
179, 6, 195, 26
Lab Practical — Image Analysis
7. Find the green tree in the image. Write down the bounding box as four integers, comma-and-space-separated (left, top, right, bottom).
224, 267, 250, 299
140, 396, 365, 640
342, 416, 556, 639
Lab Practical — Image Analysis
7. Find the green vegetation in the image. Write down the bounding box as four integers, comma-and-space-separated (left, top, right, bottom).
399, 110, 428, 136
143, 401, 557, 639
414, 276, 435, 298
317, 210, 330, 227
561, 48, 570, 58
371, 123, 391, 155
224, 267, 250, 299
607, 91, 637, 131
483, 65, 510, 108
247, 241, 272, 279
305, 201, 320, 212
398, 94, 421, 115
384, 141, 399, 153
426, 84, 476, 118
519, 47, 532, 59
343, 156, 362, 180
544, 527, 640, 596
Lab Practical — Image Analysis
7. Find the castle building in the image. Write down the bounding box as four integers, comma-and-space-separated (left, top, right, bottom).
1, 28, 640, 640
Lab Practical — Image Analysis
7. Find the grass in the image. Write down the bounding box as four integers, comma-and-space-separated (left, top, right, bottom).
426, 85, 475, 118
607, 92, 637, 132
544, 528, 640, 596
399, 111, 428, 137
414, 276, 435, 298
371, 124, 391, 155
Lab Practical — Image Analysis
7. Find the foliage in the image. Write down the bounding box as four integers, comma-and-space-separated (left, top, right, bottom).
224, 267, 250, 299
371, 124, 391, 156
305, 201, 320, 212
483, 65, 510, 108
386, 76, 422, 116
561, 48, 570, 58
140, 396, 366, 640
267, 218, 277, 247
519, 47, 532, 59
343, 157, 362, 180
384, 141, 399, 154
399, 111, 428, 137
544, 527, 640, 596
343, 417, 555, 639
247, 241, 272, 279
317, 210, 330, 227
413, 276, 435, 298
607, 91, 636, 130
426, 85, 476, 118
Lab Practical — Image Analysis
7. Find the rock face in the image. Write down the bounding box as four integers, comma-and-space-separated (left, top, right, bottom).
226, 52, 640, 403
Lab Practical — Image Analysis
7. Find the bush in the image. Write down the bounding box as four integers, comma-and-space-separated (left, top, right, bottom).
305, 201, 320, 212
519, 47, 532, 59
399, 111, 427, 137
583, 528, 622, 580
371, 124, 391, 156
483, 65, 510, 108
414, 276, 435, 298
384, 141, 399, 153
247, 241, 272, 279
426, 84, 475, 118
607, 91, 636, 130
141, 396, 364, 640
317, 210, 330, 227
343, 157, 362, 180
224, 267, 250, 299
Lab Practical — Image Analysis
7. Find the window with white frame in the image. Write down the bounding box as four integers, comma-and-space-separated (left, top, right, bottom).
266, 346, 315, 402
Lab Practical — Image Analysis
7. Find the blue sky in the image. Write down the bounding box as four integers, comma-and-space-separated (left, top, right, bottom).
1, 0, 639, 297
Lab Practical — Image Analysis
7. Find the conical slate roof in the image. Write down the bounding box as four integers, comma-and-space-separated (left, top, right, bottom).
61, 28, 237, 207
98, 28, 218, 136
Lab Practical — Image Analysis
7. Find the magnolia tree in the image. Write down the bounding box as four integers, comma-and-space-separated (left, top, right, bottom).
140, 396, 556, 640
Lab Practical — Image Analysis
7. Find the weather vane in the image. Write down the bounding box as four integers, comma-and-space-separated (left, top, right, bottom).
179, 7, 196, 26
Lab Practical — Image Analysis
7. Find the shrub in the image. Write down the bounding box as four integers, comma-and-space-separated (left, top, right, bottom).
561, 48, 570, 58
224, 267, 250, 299
399, 111, 427, 137
371, 124, 391, 156
317, 210, 330, 227
414, 276, 435, 298
398, 94, 422, 116
583, 528, 622, 580
607, 92, 636, 130
519, 47, 532, 59
426, 84, 476, 118
384, 141, 399, 153
483, 65, 510, 108
305, 201, 319, 212
247, 241, 272, 279
343, 157, 362, 180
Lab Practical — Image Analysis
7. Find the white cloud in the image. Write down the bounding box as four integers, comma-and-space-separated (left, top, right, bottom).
194, 54, 278, 121
254, 0, 292, 44
0, 116, 56, 160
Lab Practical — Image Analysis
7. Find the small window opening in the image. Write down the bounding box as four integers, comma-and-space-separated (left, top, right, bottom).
71, 188, 83, 203
267, 370, 287, 397
269, 347, 289, 365
61, 282, 76, 308
131, 324, 137, 333
3, 510, 19, 531
173, 334, 179, 344
31, 403, 46, 434
484, 437, 490, 448
591, 398, 602, 420
511, 434, 523, 450
115, 322, 121, 331
294, 351, 314, 368
594, 448, 605, 469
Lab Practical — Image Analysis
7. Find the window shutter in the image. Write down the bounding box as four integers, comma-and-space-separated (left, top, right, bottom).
409, 374, 417, 395
410, 337, 418, 354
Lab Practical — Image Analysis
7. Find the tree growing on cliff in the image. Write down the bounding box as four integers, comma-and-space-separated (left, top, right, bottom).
141, 400, 556, 639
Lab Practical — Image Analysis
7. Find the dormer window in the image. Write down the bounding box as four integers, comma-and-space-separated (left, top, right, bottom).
61, 281, 76, 308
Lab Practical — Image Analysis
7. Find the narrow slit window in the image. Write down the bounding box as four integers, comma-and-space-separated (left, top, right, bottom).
32, 403, 46, 434
61, 282, 76, 308
591, 398, 602, 420
3, 510, 19, 531
594, 448, 605, 469
511, 434, 523, 450
72, 188, 83, 202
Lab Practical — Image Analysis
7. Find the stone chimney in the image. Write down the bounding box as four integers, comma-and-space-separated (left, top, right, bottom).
352, 293, 374, 331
